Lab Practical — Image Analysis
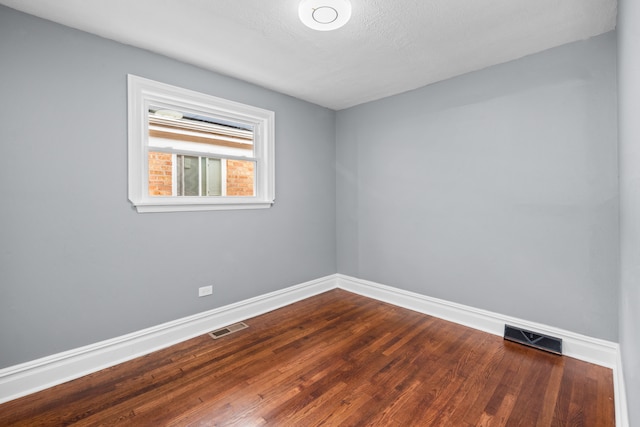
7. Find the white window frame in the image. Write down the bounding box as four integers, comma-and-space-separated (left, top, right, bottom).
127, 75, 275, 213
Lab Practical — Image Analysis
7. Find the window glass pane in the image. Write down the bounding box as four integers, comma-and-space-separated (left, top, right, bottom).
206, 158, 222, 196
147, 107, 256, 199
180, 155, 200, 196
176, 155, 184, 196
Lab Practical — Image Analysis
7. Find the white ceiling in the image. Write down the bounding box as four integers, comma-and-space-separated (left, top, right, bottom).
1, 0, 617, 110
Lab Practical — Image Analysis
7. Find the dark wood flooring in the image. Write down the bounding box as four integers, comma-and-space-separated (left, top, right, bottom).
0, 289, 615, 426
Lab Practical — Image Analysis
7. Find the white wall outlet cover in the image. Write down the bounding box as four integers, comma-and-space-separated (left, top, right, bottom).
198, 286, 213, 297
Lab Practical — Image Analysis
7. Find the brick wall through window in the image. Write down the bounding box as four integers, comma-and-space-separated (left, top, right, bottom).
148, 152, 173, 196
226, 159, 255, 196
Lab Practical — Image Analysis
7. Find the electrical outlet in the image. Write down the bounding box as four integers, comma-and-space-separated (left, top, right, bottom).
198, 285, 213, 297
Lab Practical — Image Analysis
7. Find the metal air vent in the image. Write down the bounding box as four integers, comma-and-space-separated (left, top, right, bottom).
208, 322, 249, 340
504, 324, 562, 355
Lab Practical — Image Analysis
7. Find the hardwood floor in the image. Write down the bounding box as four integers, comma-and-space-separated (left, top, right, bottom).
0, 289, 615, 426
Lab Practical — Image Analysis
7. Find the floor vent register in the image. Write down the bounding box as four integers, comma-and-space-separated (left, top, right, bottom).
504, 324, 562, 355
209, 322, 249, 340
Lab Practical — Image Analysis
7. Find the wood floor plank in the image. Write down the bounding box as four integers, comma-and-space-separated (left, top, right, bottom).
535, 356, 566, 427
0, 289, 615, 426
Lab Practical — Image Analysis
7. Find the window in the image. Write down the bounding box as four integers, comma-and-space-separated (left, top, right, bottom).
128, 75, 275, 212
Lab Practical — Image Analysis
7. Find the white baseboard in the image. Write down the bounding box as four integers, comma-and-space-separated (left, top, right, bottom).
614, 350, 630, 427
0, 273, 627, 426
0, 275, 336, 404
336, 274, 618, 367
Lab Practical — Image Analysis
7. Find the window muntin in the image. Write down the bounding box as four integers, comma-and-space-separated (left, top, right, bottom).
127, 75, 275, 213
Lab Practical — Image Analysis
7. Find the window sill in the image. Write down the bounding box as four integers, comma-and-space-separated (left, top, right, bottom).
131, 198, 274, 213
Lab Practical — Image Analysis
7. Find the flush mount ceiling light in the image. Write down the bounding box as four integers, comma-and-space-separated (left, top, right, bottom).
299, 0, 352, 31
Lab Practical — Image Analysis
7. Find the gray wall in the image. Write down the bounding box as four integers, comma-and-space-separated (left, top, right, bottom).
0, 6, 336, 368
337, 32, 619, 341
618, 0, 640, 424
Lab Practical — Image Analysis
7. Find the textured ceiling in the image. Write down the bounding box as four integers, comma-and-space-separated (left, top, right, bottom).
0, 0, 617, 110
